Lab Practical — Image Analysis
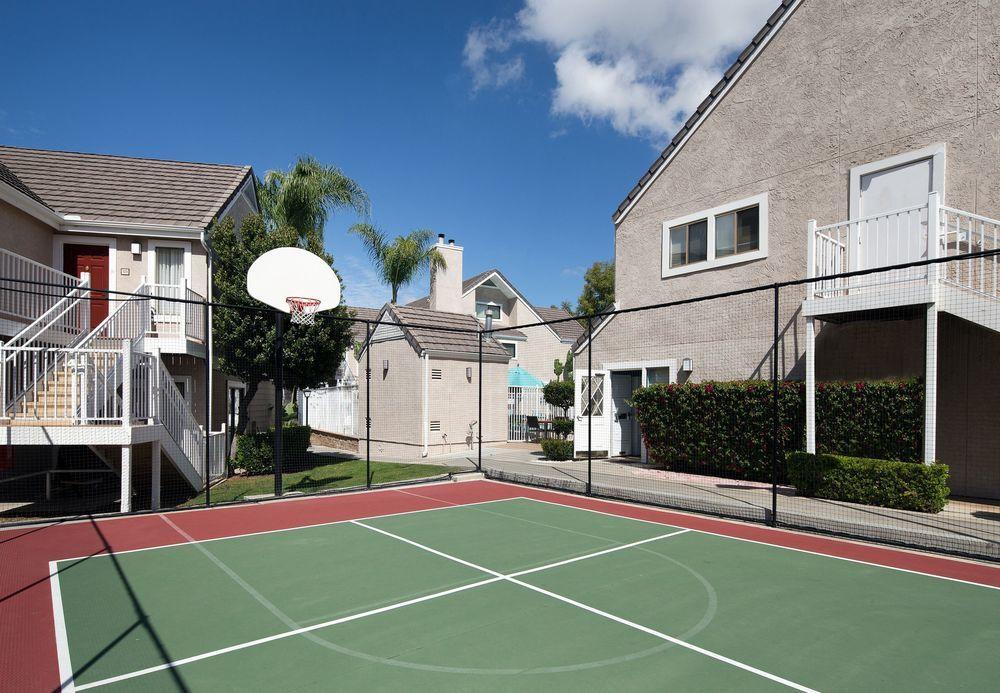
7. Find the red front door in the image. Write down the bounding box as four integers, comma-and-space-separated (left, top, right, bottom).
63, 244, 109, 326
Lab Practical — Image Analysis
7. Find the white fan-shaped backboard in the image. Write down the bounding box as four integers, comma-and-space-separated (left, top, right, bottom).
247, 247, 341, 314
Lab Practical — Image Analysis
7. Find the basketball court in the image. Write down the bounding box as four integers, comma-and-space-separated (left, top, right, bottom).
4, 480, 998, 692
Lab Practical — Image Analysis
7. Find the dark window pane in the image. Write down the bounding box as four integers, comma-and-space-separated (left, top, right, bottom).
669, 226, 687, 267
736, 206, 760, 253
688, 220, 708, 263
715, 212, 735, 257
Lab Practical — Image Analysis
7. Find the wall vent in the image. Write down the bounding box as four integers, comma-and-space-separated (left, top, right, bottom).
431, 369, 443, 380
429, 420, 442, 432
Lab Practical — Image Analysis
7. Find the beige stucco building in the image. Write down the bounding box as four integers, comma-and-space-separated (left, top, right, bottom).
573, 0, 1000, 499
0, 145, 259, 512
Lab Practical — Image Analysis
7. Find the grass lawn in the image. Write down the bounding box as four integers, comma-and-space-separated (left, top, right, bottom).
182, 454, 459, 506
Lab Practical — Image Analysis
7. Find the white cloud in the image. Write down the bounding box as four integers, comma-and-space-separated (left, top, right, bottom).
463, 20, 526, 90
339, 255, 425, 309
464, 0, 775, 140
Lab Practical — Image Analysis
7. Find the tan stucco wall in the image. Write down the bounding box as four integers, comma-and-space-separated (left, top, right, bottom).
615, 0, 999, 313
0, 198, 53, 264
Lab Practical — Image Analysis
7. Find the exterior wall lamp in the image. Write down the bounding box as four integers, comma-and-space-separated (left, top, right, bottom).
681, 357, 694, 372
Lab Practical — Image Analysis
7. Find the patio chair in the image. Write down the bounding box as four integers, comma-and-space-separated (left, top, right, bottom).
526, 415, 542, 441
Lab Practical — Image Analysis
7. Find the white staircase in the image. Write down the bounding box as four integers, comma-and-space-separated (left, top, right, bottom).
1, 279, 218, 492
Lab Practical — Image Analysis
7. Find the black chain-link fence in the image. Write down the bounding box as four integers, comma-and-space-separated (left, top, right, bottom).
2, 249, 999, 561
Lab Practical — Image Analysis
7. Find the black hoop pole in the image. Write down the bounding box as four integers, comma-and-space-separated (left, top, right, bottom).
770, 285, 780, 527
273, 311, 285, 497
366, 321, 372, 489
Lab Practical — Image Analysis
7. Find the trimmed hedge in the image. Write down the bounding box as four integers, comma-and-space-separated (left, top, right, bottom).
787, 452, 949, 513
631, 378, 924, 483
540, 438, 574, 461
631, 381, 803, 482
234, 425, 312, 476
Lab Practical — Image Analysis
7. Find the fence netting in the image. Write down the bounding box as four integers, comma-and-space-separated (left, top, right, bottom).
1, 251, 998, 561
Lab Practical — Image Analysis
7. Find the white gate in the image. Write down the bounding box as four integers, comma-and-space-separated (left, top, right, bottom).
299, 385, 357, 436
507, 386, 567, 442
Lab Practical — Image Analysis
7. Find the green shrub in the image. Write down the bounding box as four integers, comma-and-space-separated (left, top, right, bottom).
787, 452, 949, 513
540, 438, 574, 461
631, 380, 803, 482
234, 424, 312, 476
816, 379, 923, 462
550, 417, 574, 439
630, 378, 924, 483
543, 380, 574, 417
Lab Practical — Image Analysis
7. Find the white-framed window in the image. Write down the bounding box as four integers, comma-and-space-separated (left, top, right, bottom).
661, 193, 768, 277
476, 301, 501, 320
147, 240, 192, 288
173, 376, 193, 405
499, 340, 517, 358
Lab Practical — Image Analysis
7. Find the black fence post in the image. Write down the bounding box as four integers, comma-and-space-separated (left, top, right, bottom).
203, 300, 211, 508
770, 285, 779, 527
587, 315, 593, 496
478, 330, 483, 472
273, 311, 284, 497
365, 321, 371, 489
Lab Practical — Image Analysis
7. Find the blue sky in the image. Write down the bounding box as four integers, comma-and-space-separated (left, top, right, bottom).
1, 0, 775, 308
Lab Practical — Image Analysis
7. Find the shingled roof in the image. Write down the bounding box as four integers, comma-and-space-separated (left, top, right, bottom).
613, 0, 796, 221
382, 304, 509, 359
0, 159, 51, 209
532, 306, 584, 342
0, 145, 253, 228
346, 306, 381, 342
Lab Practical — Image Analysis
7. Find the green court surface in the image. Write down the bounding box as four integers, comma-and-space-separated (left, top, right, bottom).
54, 498, 1000, 691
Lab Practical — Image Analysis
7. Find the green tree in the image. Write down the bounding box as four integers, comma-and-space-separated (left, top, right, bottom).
211, 213, 353, 436
563, 261, 615, 318
553, 358, 563, 381
258, 156, 370, 250
349, 225, 446, 303
562, 350, 574, 381
543, 380, 575, 418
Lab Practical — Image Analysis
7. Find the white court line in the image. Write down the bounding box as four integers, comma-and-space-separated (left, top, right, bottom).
351, 520, 817, 692
49, 561, 75, 693
71, 514, 687, 689
73, 576, 503, 691
508, 529, 691, 578
55, 496, 518, 563
518, 495, 1000, 591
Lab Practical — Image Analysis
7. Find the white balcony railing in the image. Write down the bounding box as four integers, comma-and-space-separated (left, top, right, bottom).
808, 192, 1000, 301
150, 282, 206, 344
0, 249, 82, 324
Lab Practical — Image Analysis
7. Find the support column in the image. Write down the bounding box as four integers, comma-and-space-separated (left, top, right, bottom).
120, 445, 133, 513
805, 317, 816, 454
151, 439, 161, 511
924, 305, 938, 464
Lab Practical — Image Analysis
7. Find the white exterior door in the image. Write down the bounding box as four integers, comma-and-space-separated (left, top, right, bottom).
610, 372, 642, 457
857, 157, 932, 269
574, 369, 609, 457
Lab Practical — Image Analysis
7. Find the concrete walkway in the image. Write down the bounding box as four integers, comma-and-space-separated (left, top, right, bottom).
433, 443, 1000, 561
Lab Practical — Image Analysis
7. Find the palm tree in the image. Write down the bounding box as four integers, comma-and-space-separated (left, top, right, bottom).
349, 224, 447, 303
259, 156, 370, 249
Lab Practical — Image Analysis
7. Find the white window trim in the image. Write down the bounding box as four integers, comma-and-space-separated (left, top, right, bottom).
848, 143, 945, 219
661, 192, 768, 278
147, 239, 193, 288
52, 235, 117, 292
498, 339, 518, 358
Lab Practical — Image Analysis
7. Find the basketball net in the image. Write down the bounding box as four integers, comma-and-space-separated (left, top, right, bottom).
286, 296, 320, 325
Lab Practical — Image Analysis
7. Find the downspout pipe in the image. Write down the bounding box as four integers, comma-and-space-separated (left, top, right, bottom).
422, 351, 429, 457
200, 228, 215, 435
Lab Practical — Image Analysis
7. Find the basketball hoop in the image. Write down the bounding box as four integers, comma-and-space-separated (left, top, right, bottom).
286, 296, 321, 325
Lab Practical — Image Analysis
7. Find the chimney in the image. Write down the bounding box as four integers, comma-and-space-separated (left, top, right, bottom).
429, 235, 463, 313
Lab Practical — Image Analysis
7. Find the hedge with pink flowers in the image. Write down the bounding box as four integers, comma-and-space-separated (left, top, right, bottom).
630, 379, 923, 482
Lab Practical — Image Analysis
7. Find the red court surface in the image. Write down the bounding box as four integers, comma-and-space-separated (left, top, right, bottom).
3, 479, 999, 692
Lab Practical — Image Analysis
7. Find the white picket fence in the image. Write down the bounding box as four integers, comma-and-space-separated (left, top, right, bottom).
507, 386, 569, 442
298, 385, 358, 436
